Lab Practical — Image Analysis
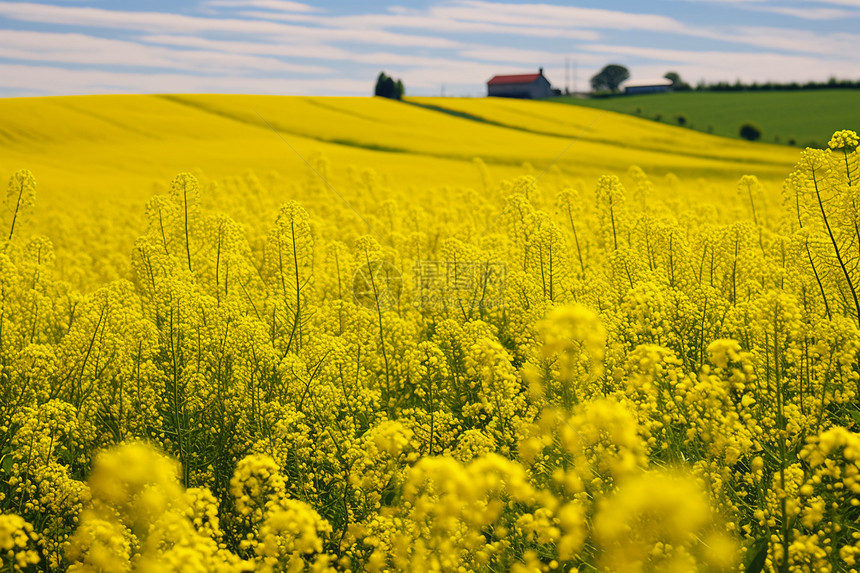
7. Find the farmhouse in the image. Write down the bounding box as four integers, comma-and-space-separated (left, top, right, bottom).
623, 79, 673, 95
487, 68, 553, 99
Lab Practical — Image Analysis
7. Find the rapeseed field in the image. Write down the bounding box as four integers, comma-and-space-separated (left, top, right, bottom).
0, 95, 858, 572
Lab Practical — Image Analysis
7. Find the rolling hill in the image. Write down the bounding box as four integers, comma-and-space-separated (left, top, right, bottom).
1, 94, 799, 205
550, 89, 860, 148
0, 94, 804, 285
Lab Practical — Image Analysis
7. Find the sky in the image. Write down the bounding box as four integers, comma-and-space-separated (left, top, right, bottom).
1, 0, 859, 98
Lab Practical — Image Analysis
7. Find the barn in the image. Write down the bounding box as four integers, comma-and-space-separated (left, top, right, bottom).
623, 79, 673, 95
487, 68, 553, 99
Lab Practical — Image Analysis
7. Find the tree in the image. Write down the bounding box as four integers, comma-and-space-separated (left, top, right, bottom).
374, 71, 404, 100
590, 64, 630, 94
374, 72, 388, 97
663, 71, 691, 91
382, 76, 396, 99
739, 122, 762, 141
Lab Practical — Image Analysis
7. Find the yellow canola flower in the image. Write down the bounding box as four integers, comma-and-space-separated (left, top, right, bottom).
230, 454, 287, 520
86, 442, 184, 536
0, 514, 40, 572
4, 169, 36, 243
66, 516, 132, 573
536, 304, 607, 380
255, 499, 332, 573
593, 471, 737, 573
828, 129, 859, 151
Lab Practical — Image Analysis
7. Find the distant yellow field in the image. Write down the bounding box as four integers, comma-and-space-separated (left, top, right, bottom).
0, 94, 799, 283
0, 94, 797, 198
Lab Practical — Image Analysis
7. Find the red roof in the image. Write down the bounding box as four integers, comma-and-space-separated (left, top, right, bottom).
487, 73, 541, 86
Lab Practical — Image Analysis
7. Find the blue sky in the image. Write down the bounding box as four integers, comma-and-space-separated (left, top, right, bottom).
1, 0, 859, 97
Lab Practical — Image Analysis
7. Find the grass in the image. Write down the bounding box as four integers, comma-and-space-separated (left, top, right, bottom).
549, 90, 860, 148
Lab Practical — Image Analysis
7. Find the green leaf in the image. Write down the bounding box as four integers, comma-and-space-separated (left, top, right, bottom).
849, 409, 860, 427
745, 537, 768, 573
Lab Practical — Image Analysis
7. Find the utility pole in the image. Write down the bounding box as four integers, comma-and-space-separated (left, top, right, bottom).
565, 56, 570, 94
573, 58, 578, 95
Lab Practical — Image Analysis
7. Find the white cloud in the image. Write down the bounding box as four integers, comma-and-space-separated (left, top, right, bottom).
677, 0, 765, 4
141, 34, 349, 60
140, 34, 466, 69
205, 0, 321, 13
0, 62, 368, 96
460, 46, 605, 68
436, 1, 683, 31
224, 10, 320, 23
583, 44, 860, 83
697, 27, 860, 56
460, 47, 564, 64
677, 0, 860, 18
139, 33, 592, 78
764, 6, 856, 18
299, 10, 601, 40
0, 29, 331, 74
0, 2, 461, 48
790, 0, 860, 6
817, 0, 860, 6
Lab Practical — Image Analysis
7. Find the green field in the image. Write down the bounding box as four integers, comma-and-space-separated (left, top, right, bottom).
550, 89, 860, 147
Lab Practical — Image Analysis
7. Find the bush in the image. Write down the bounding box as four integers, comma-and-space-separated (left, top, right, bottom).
675, 114, 687, 127
739, 123, 762, 141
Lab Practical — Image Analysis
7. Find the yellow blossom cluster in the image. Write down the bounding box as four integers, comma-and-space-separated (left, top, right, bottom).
0, 130, 859, 572
0, 514, 40, 572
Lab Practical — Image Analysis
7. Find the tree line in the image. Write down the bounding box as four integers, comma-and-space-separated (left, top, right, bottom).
696, 77, 860, 92
591, 64, 860, 94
